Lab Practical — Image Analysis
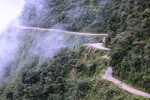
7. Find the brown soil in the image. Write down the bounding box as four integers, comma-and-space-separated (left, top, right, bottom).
67, 68, 76, 80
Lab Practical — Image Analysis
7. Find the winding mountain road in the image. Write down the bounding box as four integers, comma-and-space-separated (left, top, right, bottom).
86, 43, 150, 98
85, 43, 110, 51
102, 67, 150, 98
15, 25, 150, 98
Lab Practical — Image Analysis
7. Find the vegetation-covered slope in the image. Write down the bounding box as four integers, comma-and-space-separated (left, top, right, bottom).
20, 0, 150, 92
20, 0, 112, 32
107, 0, 150, 92
0, 47, 146, 100
0, 0, 149, 99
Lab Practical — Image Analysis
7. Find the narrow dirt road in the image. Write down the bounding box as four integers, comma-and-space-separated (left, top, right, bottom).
85, 43, 150, 98
14, 25, 107, 36
14, 24, 150, 98
102, 67, 150, 98
85, 43, 110, 50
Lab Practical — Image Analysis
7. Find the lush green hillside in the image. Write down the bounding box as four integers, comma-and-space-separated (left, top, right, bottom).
21, 0, 150, 92
107, 0, 150, 92
0, 47, 146, 100
20, 0, 112, 33
0, 0, 149, 99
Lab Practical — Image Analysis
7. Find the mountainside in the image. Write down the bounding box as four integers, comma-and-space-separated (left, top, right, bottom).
0, 47, 146, 100
20, 0, 111, 32
20, 0, 150, 92
108, 0, 150, 92
0, 0, 149, 100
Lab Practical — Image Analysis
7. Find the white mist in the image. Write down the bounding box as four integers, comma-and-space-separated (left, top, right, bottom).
0, 0, 24, 32
0, 0, 25, 82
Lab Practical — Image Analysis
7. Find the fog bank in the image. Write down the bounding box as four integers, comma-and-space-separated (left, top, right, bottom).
0, 0, 24, 82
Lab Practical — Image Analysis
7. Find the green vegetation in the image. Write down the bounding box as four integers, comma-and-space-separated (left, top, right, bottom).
0, 47, 147, 100
20, 0, 112, 33
1, 0, 149, 99
107, 0, 150, 92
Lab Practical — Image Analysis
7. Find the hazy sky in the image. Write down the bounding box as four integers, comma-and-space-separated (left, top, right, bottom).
0, 0, 24, 32
0, 0, 24, 81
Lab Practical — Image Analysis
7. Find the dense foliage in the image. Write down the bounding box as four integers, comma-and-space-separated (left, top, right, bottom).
108, 0, 150, 92
1, 0, 149, 99
20, 0, 112, 32
0, 47, 146, 100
